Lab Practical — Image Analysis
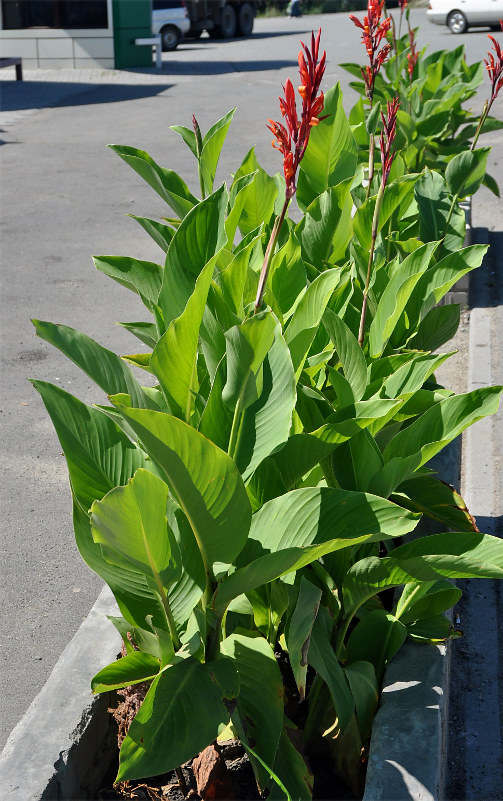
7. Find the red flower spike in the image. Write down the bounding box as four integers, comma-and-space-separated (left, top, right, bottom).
379, 97, 400, 185
350, 0, 392, 100
267, 29, 326, 199
484, 22, 503, 104
407, 26, 418, 81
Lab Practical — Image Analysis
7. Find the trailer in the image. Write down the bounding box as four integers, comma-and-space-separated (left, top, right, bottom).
186, 0, 257, 38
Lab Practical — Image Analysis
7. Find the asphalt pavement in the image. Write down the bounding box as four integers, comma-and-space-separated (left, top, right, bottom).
0, 8, 502, 767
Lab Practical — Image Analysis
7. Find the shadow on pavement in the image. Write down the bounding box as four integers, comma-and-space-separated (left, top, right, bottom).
0, 81, 173, 113
135, 58, 298, 75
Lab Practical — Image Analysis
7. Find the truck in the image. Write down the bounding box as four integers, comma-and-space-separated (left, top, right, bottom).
185, 0, 257, 39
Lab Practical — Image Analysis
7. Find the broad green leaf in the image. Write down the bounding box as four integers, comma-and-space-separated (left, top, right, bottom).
169, 124, 197, 156
383, 387, 503, 468
32, 321, 155, 409
161, 185, 228, 279
445, 148, 490, 198
395, 579, 461, 624
92, 256, 162, 308
91, 470, 175, 592
92, 652, 161, 693
308, 609, 354, 729
223, 312, 276, 413
407, 615, 457, 642
114, 407, 252, 568
73, 500, 168, 630
297, 84, 358, 210
117, 658, 239, 781
353, 175, 417, 251
151, 258, 214, 422
286, 577, 322, 700
225, 172, 260, 244
129, 215, 175, 254
213, 488, 419, 611
379, 352, 453, 400
31, 381, 150, 513
232, 148, 278, 235
368, 242, 438, 357
408, 303, 460, 352
221, 633, 283, 791
392, 472, 478, 532
268, 721, 313, 801
346, 610, 407, 680
265, 233, 307, 322
344, 661, 378, 740
323, 308, 367, 401
295, 182, 353, 268
343, 531, 503, 618
200, 108, 236, 196
117, 321, 158, 349
247, 582, 288, 643
285, 269, 343, 380
109, 144, 198, 218
251, 398, 403, 499
414, 170, 466, 253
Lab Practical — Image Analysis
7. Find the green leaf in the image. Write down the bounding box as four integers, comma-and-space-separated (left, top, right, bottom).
445, 148, 490, 198
92, 652, 161, 693
366, 102, 381, 135
296, 182, 353, 267
392, 472, 478, 532
265, 232, 307, 322
308, 609, 354, 729
353, 176, 417, 251
408, 303, 460, 352
223, 312, 277, 413
286, 577, 322, 700
117, 658, 239, 781
92, 256, 162, 308
113, 407, 252, 568
73, 499, 168, 630
414, 170, 466, 253
109, 144, 198, 218
213, 488, 419, 611
368, 242, 438, 357
346, 610, 407, 681
343, 531, 503, 618
285, 269, 343, 380
30, 381, 150, 513
323, 308, 367, 402
221, 633, 283, 791
117, 321, 158, 350
297, 84, 358, 210
91, 469, 176, 590
232, 148, 278, 235
407, 615, 457, 642
161, 185, 228, 280
343, 661, 378, 740
151, 258, 214, 422
395, 579, 461, 625
32, 320, 155, 409
200, 108, 236, 196
129, 215, 175, 253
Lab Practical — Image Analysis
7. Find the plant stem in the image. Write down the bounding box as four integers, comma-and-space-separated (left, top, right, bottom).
176, 767, 188, 796
254, 196, 290, 314
358, 181, 385, 347
153, 572, 181, 652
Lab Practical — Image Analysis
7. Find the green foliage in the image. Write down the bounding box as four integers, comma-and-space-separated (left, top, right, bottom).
31, 43, 503, 798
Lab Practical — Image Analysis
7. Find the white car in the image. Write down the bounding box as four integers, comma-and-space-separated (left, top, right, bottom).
427, 0, 503, 33
152, 0, 191, 50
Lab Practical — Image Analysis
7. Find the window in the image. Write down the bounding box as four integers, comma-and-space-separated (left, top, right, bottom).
2, 0, 109, 30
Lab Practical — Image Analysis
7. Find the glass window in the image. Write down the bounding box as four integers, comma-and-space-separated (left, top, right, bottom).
2, 0, 109, 30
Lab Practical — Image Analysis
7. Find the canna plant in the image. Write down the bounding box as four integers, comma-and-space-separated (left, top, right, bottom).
32, 27, 503, 799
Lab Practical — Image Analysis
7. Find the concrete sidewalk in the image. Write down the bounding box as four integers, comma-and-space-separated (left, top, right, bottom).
0, 10, 502, 778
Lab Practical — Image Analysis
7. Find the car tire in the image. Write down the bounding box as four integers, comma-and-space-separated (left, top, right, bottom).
214, 5, 237, 38
447, 11, 468, 34
160, 25, 180, 51
237, 3, 254, 36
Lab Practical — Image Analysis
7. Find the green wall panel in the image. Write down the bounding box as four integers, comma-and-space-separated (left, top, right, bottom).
113, 0, 152, 69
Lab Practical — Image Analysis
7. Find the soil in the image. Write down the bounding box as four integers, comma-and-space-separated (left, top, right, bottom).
97, 646, 358, 801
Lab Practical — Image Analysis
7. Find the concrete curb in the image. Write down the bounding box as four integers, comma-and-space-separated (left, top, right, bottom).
0, 586, 121, 800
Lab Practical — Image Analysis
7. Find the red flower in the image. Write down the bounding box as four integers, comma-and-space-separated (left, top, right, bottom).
350, 1, 392, 100
485, 22, 503, 105
267, 30, 326, 198
398, 0, 407, 7
380, 97, 400, 184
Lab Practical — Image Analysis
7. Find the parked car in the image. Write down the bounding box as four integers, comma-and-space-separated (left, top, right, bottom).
427, 0, 503, 34
152, 0, 191, 50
